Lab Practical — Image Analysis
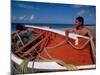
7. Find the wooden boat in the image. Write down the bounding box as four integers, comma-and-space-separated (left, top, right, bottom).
11, 25, 96, 73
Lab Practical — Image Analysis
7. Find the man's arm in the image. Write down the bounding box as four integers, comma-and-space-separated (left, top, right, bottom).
87, 28, 95, 40
65, 28, 74, 41
87, 28, 96, 58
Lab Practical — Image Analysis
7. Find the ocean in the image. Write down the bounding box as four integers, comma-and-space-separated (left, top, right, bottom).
11, 23, 96, 34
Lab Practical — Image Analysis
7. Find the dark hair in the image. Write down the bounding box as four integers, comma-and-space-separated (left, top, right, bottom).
16, 24, 26, 31
76, 16, 84, 24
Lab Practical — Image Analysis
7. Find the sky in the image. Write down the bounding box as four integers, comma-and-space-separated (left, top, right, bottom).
11, 1, 96, 24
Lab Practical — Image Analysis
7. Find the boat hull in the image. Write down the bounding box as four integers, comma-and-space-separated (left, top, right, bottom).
11, 25, 96, 71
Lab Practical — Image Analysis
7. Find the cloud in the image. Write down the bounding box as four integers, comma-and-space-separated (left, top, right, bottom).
76, 9, 95, 18
17, 3, 39, 10
30, 15, 35, 20
19, 16, 26, 20
77, 10, 86, 16
12, 14, 35, 21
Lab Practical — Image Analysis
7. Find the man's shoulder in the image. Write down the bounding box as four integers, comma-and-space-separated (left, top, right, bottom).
84, 27, 92, 32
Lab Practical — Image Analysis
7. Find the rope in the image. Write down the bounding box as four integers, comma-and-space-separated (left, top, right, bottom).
54, 59, 78, 70
19, 48, 40, 73
90, 38, 96, 57
89, 38, 96, 63
37, 43, 78, 70
12, 31, 28, 74
46, 40, 66, 49
37, 37, 93, 70
15, 32, 30, 73
33, 48, 52, 61
43, 48, 53, 59
19, 59, 29, 73
16, 32, 24, 46
44, 39, 90, 50
22, 46, 78, 71
38, 55, 49, 60
67, 39, 90, 50
35, 58, 78, 70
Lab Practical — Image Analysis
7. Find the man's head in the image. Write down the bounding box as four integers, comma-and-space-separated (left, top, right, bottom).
75, 16, 84, 28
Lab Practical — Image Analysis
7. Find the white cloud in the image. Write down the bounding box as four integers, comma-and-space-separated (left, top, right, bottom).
12, 14, 35, 21
76, 8, 95, 17
77, 10, 86, 16
19, 16, 26, 20
30, 14, 35, 20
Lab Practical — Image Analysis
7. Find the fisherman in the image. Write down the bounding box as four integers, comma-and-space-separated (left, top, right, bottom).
65, 16, 96, 70
66, 16, 95, 41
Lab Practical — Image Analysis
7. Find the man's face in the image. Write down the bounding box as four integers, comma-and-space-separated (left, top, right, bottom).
75, 20, 82, 27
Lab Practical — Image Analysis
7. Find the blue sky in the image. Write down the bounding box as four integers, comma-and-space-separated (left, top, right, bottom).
11, 1, 96, 24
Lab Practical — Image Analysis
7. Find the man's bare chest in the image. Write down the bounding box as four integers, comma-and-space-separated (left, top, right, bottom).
72, 29, 88, 35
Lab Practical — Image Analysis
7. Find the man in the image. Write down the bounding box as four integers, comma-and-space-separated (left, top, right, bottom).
66, 16, 94, 41
65, 17, 96, 70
